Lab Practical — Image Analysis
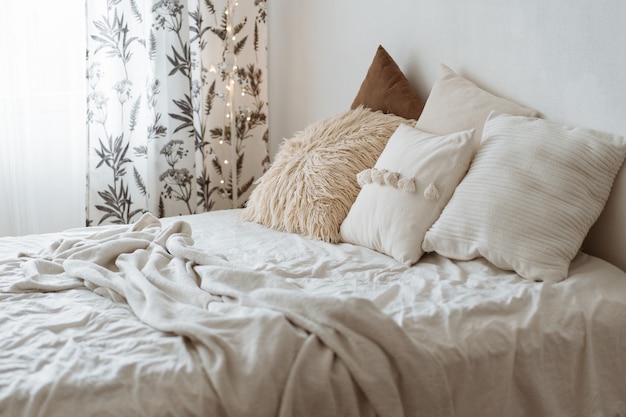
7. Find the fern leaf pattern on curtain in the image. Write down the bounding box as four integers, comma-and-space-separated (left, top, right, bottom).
86, 0, 268, 226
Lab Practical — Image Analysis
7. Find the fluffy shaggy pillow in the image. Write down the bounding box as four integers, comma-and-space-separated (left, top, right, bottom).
416, 64, 538, 142
422, 112, 626, 282
241, 107, 414, 242
340, 124, 475, 265
351, 45, 425, 120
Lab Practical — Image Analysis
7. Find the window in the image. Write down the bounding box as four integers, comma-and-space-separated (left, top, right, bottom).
0, 1, 86, 236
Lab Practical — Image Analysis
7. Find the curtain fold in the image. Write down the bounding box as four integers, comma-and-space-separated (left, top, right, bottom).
85, 0, 268, 226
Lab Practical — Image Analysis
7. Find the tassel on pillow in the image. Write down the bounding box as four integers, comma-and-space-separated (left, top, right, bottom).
424, 183, 440, 201
384, 171, 400, 188
356, 169, 373, 187
356, 167, 436, 198
398, 177, 417, 193
371, 169, 385, 185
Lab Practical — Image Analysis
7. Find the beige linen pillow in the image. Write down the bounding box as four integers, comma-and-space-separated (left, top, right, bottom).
416, 64, 538, 142
340, 124, 475, 265
241, 107, 414, 242
422, 112, 626, 282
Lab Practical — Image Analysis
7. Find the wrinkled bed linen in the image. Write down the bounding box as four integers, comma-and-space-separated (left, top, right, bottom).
1, 213, 451, 417
1, 209, 626, 417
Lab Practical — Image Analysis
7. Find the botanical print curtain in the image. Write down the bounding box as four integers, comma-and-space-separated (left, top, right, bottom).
85, 0, 268, 226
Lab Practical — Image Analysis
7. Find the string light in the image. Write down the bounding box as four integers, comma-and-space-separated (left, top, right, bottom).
209, 0, 253, 208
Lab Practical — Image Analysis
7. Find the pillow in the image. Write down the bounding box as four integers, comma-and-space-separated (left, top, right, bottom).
422, 112, 626, 282
241, 107, 414, 243
416, 64, 538, 142
340, 124, 475, 265
351, 45, 425, 120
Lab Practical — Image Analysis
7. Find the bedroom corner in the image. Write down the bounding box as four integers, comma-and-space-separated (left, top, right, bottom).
2, 1, 626, 415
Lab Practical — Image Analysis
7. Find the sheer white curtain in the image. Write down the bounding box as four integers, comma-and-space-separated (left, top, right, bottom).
0, 1, 86, 236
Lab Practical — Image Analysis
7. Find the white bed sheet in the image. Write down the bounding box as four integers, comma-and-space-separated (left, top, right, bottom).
1, 209, 625, 416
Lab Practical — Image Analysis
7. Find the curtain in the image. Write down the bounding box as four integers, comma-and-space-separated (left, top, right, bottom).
85, 0, 268, 226
0, 1, 86, 236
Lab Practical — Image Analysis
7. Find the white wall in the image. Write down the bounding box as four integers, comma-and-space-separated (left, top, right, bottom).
267, 0, 626, 270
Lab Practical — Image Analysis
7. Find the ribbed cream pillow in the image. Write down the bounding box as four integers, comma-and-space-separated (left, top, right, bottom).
416, 64, 538, 142
340, 124, 475, 265
241, 107, 414, 242
422, 112, 626, 282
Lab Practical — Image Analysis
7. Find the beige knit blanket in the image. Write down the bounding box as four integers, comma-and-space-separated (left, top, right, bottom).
9, 213, 453, 417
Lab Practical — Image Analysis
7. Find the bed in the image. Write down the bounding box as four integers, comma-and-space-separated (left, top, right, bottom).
2, 46, 626, 417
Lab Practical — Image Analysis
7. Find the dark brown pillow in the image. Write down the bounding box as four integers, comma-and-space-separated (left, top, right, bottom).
351, 45, 425, 120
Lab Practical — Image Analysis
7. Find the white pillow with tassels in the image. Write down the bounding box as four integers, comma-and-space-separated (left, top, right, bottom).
340, 123, 476, 265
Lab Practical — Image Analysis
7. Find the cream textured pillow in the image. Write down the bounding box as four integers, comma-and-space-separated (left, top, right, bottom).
241, 107, 414, 242
340, 124, 475, 265
416, 64, 538, 142
422, 112, 626, 282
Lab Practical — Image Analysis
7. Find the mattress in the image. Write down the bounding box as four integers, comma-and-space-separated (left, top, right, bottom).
1, 209, 625, 416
